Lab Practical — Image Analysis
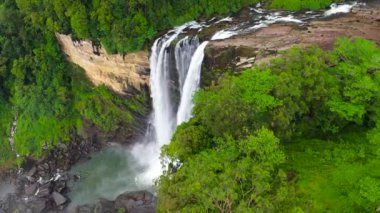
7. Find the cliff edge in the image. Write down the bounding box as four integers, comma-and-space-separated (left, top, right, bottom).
56, 34, 150, 94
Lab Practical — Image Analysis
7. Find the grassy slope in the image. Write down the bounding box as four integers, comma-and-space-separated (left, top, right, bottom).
284, 129, 380, 212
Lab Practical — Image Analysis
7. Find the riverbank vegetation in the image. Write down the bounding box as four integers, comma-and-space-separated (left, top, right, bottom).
157, 38, 380, 212
0, 0, 147, 168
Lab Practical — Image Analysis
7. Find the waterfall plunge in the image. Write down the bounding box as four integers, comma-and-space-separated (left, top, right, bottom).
131, 24, 207, 186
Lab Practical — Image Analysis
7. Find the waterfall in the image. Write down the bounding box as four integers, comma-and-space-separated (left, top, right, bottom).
131, 23, 205, 186
176, 41, 209, 125
150, 36, 176, 146
175, 36, 200, 94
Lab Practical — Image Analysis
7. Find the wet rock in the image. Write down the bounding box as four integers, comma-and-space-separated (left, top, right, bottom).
54, 181, 66, 193
94, 199, 115, 213
26, 167, 37, 177
28, 199, 47, 213
114, 191, 156, 213
206, 6, 380, 73
24, 183, 38, 196
0, 133, 101, 213
36, 182, 51, 198
76, 204, 95, 213
52, 192, 67, 206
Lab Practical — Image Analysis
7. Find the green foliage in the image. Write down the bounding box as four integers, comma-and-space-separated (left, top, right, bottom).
74, 85, 135, 132
270, 0, 341, 10
158, 38, 380, 212
194, 69, 279, 138
0, 1, 147, 166
165, 118, 213, 162
0, 99, 14, 167
284, 131, 380, 212
158, 128, 288, 212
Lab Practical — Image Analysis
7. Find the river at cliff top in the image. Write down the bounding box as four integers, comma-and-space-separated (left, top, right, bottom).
67, 145, 151, 206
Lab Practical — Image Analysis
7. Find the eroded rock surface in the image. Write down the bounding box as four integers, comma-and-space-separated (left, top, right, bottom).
56, 34, 150, 94
205, 5, 380, 73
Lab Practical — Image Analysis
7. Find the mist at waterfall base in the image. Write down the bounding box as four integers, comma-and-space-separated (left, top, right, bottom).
67, 2, 359, 205
67, 146, 144, 205
0, 182, 15, 200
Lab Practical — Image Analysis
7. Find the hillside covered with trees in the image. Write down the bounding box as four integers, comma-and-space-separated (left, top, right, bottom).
2, 0, 379, 212
157, 38, 380, 212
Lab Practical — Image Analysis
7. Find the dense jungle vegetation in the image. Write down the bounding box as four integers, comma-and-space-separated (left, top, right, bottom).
2, 0, 376, 212
157, 38, 380, 212
0, 0, 340, 168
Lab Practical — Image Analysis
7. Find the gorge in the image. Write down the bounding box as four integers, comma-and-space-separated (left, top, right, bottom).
1, 1, 380, 212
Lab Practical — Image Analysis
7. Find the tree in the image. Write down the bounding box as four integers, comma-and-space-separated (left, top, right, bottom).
157, 128, 288, 212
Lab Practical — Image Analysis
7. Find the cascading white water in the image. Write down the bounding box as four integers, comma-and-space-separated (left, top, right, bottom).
176, 41, 209, 125
150, 37, 176, 146
175, 36, 200, 94
131, 22, 203, 186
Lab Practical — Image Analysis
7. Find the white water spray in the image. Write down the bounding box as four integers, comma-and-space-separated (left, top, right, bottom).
175, 36, 200, 93
324, 2, 358, 16
177, 41, 209, 125
131, 22, 205, 186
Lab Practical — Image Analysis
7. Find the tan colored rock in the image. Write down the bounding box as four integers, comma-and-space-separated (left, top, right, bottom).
56, 34, 150, 94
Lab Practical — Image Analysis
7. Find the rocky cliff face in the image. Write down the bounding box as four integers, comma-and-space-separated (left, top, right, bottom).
56, 34, 150, 94
204, 5, 380, 80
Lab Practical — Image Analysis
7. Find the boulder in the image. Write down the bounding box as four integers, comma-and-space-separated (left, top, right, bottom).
26, 167, 37, 177
28, 199, 47, 213
94, 198, 115, 213
24, 183, 38, 196
114, 191, 156, 213
35, 182, 51, 198
76, 204, 95, 213
53, 180, 66, 193
52, 192, 67, 206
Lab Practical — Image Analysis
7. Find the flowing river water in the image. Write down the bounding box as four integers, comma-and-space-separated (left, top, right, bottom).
0, 2, 361, 206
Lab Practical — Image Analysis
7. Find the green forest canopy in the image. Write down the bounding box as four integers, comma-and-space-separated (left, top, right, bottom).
0, 0, 378, 211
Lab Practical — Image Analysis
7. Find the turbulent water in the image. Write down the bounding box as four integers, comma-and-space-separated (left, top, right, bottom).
67, 2, 360, 205
175, 36, 200, 94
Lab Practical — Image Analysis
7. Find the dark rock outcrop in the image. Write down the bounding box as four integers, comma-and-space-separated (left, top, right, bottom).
75, 191, 156, 213
115, 190, 156, 213
0, 135, 101, 213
